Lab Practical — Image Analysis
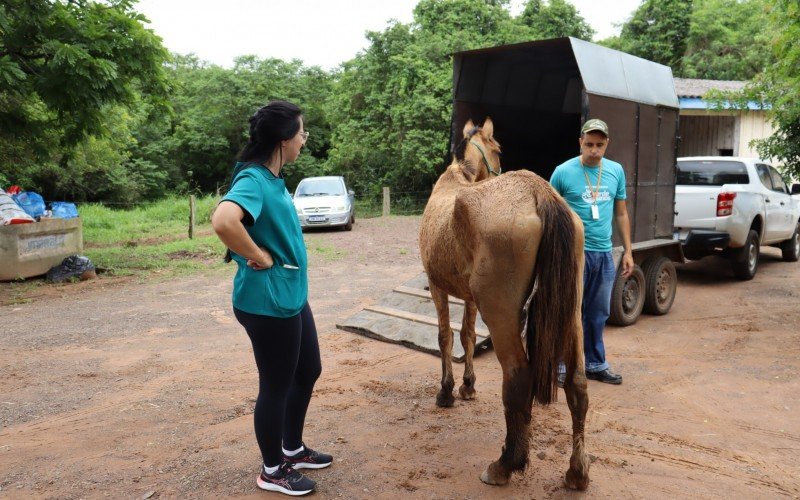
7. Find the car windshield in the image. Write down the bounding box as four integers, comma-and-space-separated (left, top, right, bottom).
295, 179, 344, 197
677, 161, 749, 186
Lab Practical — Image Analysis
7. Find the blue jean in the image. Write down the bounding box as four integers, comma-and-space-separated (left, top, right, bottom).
582, 251, 616, 372
559, 250, 616, 374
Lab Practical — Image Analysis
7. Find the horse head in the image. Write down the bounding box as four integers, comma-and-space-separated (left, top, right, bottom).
459, 118, 502, 182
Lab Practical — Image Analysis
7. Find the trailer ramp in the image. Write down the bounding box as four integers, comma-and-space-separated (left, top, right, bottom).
336, 273, 493, 362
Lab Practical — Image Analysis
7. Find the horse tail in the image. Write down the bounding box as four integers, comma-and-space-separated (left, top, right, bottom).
527, 191, 581, 405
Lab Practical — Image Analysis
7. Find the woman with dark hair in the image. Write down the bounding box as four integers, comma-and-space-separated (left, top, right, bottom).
212, 100, 331, 496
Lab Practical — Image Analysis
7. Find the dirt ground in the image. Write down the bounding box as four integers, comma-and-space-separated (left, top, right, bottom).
1, 215, 799, 499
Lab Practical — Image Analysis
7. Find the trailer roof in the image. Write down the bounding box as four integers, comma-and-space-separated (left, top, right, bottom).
453, 37, 679, 109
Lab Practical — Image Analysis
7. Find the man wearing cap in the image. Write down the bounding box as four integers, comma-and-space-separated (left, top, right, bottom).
550, 118, 633, 385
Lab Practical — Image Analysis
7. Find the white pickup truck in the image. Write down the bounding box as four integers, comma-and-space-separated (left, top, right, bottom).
674, 157, 800, 280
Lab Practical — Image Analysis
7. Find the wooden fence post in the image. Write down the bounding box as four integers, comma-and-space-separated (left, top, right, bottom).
189, 195, 196, 239
382, 187, 390, 217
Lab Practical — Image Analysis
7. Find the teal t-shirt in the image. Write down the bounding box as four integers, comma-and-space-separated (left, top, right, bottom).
221, 162, 308, 317
550, 156, 627, 252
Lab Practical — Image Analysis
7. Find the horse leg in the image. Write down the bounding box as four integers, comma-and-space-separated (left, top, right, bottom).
458, 300, 478, 400
429, 282, 456, 408
478, 313, 532, 485
563, 326, 590, 490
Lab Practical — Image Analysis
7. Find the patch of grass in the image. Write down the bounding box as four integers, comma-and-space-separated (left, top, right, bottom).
0, 280, 41, 305
70, 194, 232, 278
354, 199, 383, 219
309, 242, 348, 262
84, 235, 228, 276
354, 194, 429, 219
81, 195, 219, 246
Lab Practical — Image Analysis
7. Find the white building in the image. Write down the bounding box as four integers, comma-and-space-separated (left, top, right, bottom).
675, 78, 774, 159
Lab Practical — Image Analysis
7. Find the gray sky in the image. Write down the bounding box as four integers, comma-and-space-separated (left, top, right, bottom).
134, 0, 641, 69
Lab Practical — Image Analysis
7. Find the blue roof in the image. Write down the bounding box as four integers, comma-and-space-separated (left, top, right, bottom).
679, 97, 769, 110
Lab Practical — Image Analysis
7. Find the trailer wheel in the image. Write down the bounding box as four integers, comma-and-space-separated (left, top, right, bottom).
608, 265, 645, 326
642, 257, 677, 315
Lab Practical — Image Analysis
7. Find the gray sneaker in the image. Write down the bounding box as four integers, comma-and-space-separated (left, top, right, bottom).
257, 462, 316, 496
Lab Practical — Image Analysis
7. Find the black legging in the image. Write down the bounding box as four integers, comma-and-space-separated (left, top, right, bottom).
234, 303, 322, 467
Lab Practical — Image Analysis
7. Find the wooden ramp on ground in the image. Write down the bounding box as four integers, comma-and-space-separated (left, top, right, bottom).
336, 273, 492, 362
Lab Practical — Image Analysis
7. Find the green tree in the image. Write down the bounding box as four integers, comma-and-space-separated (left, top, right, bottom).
680, 0, 771, 80
26, 104, 160, 203
519, 0, 594, 40
325, 0, 534, 196
132, 54, 335, 195
0, 0, 171, 202
755, 0, 800, 175
0, 0, 169, 147
608, 0, 693, 69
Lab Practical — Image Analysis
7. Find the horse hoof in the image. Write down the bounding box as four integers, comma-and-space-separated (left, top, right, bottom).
564, 467, 590, 490
479, 461, 510, 486
458, 384, 476, 400
436, 391, 455, 408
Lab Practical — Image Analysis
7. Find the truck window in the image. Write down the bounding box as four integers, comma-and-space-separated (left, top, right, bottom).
766, 165, 787, 193
677, 160, 749, 186
755, 164, 774, 190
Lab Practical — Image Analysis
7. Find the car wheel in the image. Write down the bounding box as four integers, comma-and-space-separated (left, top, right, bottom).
642, 257, 677, 315
731, 229, 759, 280
780, 222, 800, 262
608, 265, 645, 326
344, 218, 353, 231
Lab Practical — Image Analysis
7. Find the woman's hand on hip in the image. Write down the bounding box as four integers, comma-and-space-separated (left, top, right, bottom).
247, 247, 273, 270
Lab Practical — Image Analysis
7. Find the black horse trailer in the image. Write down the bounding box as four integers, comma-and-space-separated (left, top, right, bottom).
450, 37, 684, 326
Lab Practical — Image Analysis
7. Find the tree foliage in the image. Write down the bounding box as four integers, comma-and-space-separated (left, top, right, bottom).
1, 0, 787, 203
0, 0, 170, 201
604, 0, 693, 69
754, 0, 800, 176
0, 0, 169, 146
603, 0, 772, 81
324, 0, 592, 195
680, 0, 772, 80
148, 54, 334, 194
519, 0, 594, 40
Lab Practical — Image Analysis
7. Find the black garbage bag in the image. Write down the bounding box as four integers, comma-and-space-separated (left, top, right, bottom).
46, 255, 96, 282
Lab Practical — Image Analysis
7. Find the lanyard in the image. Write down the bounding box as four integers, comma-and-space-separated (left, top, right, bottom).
581, 159, 603, 205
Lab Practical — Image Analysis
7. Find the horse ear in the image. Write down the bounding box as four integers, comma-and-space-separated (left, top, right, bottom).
482, 117, 494, 138
463, 119, 475, 138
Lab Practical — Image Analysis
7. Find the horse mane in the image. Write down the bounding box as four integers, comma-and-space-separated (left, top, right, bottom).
451, 125, 482, 182
454, 125, 481, 161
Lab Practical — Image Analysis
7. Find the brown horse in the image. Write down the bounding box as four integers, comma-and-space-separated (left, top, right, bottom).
419, 118, 590, 489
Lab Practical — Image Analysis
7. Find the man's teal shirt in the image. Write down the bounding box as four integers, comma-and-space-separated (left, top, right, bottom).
550, 156, 627, 252
222, 163, 308, 317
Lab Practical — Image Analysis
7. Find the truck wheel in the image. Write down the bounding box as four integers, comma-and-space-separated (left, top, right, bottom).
608, 265, 645, 326
642, 257, 677, 315
731, 229, 759, 280
780, 222, 800, 262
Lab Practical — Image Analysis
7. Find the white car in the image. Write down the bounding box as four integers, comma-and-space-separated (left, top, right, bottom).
674, 157, 800, 279
293, 176, 355, 231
